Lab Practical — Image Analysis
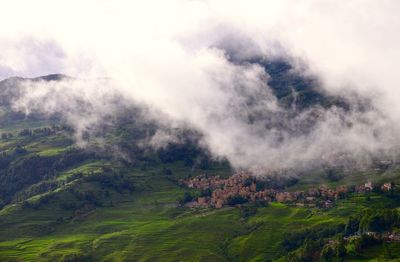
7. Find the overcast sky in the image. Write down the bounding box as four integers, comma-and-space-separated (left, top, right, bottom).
4, 0, 400, 172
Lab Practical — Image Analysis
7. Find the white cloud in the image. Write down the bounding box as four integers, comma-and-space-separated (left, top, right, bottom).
4, 0, 400, 172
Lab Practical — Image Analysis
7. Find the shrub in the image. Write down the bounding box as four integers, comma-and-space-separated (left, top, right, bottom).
227, 195, 247, 206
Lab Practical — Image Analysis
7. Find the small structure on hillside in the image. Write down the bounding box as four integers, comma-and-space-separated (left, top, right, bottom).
381, 182, 392, 191
364, 181, 374, 191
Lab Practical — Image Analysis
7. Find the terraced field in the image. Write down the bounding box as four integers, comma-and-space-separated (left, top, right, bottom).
0, 153, 388, 262
0, 87, 399, 261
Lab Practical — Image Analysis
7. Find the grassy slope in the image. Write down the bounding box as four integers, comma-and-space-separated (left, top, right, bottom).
287, 167, 400, 192
0, 201, 342, 261
3, 192, 389, 262
0, 158, 366, 262
0, 121, 399, 261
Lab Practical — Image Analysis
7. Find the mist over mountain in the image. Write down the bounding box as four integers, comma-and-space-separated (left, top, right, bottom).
0, 55, 393, 175
3, 2, 400, 261
0, 1, 399, 175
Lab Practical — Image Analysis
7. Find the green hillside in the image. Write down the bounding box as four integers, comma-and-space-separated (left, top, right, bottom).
0, 73, 399, 261
0, 118, 399, 261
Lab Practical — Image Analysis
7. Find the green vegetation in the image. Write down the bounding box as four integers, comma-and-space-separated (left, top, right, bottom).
1, 75, 400, 261
0, 124, 400, 261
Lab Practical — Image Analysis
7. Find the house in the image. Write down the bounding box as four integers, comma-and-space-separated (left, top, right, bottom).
183, 172, 397, 210
387, 232, 400, 242
324, 200, 334, 208
365, 181, 374, 191
308, 188, 319, 197
366, 231, 380, 239
381, 182, 392, 191
305, 196, 315, 202
197, 197, 208, 207
276, 192, 297, 202
215, 199, 224, 209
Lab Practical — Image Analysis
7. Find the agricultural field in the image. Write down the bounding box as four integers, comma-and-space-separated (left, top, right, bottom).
0, 73, 399, 261
0, 133, 399, 261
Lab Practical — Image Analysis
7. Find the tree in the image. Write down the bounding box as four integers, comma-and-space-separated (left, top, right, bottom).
285, 252, 301, 262
162, 167, 172, 176
239, 205, 257, 218
227, 195, 247, 206
345, 216, 359, 236
18, 129, 32, 136
200, 188, 212, 197
320, 244, 335, 262
353, 238, 362, 254
301, 239, 321, 261
381, 242, 393, 259
336, 236, 347, 259
178, 191, 194, 205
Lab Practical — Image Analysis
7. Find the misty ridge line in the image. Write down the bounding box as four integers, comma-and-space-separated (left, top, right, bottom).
1, 0, 400, 175
3, 54, 398, 176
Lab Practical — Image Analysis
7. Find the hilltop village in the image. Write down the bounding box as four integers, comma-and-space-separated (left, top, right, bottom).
180, 172, 394, 209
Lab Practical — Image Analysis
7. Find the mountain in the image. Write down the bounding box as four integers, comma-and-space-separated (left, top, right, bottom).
0, 62, 399, 261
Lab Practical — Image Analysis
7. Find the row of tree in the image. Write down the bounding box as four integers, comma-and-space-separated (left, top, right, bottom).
344, 208, 399, 235
283, 207, 400, 261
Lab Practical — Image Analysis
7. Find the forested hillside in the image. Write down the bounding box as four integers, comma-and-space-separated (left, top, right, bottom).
0, 64, 400, 261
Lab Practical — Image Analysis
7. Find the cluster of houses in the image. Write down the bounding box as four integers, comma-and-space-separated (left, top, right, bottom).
385, 232, 400, 242
343, 231, 400, 243
180, 172, 394, 209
